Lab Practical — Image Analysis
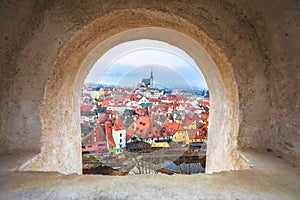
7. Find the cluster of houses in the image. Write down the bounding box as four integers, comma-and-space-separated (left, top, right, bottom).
81, 71, 210, 155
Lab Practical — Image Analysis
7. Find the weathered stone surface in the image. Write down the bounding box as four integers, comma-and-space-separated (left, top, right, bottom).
0, 0, 299, 175
1, 150, 299, 199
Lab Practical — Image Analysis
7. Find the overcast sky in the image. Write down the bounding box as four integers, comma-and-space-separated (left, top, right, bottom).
85, 39, 208, 89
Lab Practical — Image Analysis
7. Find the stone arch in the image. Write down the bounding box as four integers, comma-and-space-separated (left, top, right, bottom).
20, 9, 255, 174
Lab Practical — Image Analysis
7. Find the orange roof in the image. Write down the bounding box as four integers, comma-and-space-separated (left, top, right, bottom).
197, 127, 206, 138
162, 120, 180, 136
115, 97, 126, 102
187, 129, 204, 139
113, 117, 126, 130
191, 113, 201, 122
105, 119, 115, 146
166, 94, 178, 101
80, 104, 92, 112
198, 98, 210, 107
178, 125, 186, 131
201, 112, 209, 122
126, 116, 162, 139
102, 99, 110, 106
97, 113, 108, 124
182, 115, 194, 126
148, 98, 161, 103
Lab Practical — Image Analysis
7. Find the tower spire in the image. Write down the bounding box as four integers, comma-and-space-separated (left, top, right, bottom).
150, 68, 154, 88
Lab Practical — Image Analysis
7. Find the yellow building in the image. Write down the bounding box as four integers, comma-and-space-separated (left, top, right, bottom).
172, 126, 188, 143
187, 121, 197, 129
99, 88, 105, 97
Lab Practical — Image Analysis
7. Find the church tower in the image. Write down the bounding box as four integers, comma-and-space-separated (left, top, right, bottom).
150, 68, 154, 88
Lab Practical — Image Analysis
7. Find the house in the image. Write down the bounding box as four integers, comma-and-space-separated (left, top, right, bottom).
182, 112, 199, 129
162, 118, 180, 137
95, 124, 107, 142
153, 114, 167, 126
126, 101, 137, 107
126, 116, 151, 140
134, 107, 149, 116
197, 120, 208, 137
182, 116, 196, 129
97, 113, 109, 124
187, 129, 205, 144
126, 116, 162, 144
80, 104, 92, 112
112, 117, 126, 153
114, 97, 127, 106
148, 98, 161, 105
99, 88, 105, 97
105, 118, 116, 154
138, 96, 152, 107
151, 141, 170, 148
197, 98, 210, 107
81, 141, 108, 155
130, 93, 142, 101
200, 111, 209, 122
184, 111, 201, 122
101, 98, 111, 106
172, 125, 188, 144
126, 133, 151, 151
144, 88, 161, 98
81, 131, 95, 145
170, 111, 182, 124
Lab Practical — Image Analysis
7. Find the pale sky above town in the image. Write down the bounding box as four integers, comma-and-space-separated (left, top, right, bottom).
85, 39, 208, 89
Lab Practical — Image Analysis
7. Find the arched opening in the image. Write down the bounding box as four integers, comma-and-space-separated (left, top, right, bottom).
20, 10, 249, 174
81, 39, 210, 175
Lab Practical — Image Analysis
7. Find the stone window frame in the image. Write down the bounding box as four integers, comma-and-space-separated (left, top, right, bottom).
20, 10, 250, 174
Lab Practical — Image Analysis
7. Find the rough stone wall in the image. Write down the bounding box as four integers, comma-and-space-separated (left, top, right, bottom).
228, 0, 300, 161
0, 0, 299, 173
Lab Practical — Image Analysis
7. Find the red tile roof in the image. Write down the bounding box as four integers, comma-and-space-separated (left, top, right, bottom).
201, 112, 209, 122
178, 125, 186, 131
187, 129, 204, 139
80, 104, 92, 112
113, 117, 126, 130
162, 120, 180, 136
105, 119, 115, 146
126, 116, 162, 139
97, 113, 109, 124
191, 113, 201, 122
148, 98, 161, 103
102, 99, 110, 106
182, 115, 194, 126
198, 98, 210, 107
115, 97, 127, 102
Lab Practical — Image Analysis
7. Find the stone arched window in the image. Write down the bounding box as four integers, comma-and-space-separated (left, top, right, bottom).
20, 10, 249, 174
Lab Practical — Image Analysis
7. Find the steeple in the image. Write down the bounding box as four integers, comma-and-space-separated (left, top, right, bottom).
150, 68, 154, 88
